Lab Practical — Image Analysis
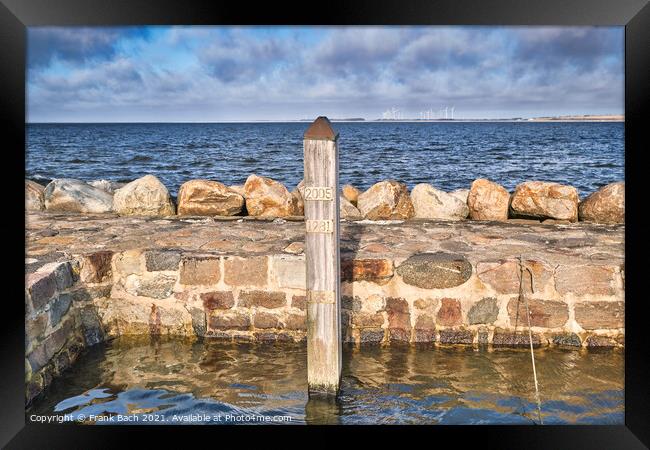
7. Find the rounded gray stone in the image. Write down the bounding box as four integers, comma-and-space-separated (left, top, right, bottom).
396, 252, 472, 289
468, 297, 499, 325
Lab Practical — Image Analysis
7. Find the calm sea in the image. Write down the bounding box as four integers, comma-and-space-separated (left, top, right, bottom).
26, 122, 624, 197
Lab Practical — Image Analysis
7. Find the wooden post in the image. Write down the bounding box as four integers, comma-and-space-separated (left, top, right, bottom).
303, 116, 341, 397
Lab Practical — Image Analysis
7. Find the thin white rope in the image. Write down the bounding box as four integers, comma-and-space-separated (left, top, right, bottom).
518, 255, 543, 425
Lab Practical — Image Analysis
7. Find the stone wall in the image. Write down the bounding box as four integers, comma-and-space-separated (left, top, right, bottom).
96, 249, 624, 347
25, 260, 109, 406
25, 211, 625, 406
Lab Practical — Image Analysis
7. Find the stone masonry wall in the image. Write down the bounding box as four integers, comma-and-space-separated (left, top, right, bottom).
97, 249, 624, 347
25, 259, 109, 406
25, 212, 625, 405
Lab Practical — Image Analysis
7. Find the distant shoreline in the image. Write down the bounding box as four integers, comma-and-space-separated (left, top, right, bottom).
28, 118, 625, 124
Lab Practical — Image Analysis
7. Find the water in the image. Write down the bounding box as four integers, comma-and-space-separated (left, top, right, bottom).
26, 122, 624, 197
28, 337, 624, 425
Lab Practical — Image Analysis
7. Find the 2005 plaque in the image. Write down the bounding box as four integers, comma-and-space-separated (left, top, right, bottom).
304, 186, 333, 201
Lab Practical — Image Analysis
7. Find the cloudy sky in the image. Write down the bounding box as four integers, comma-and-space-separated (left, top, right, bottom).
27, 26, 624, 122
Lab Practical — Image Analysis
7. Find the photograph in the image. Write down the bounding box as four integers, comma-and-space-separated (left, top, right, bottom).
23, 24, 627, 426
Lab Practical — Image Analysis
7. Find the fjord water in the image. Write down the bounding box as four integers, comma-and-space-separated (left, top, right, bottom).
26, 122, 624, 197
29, 338, 623, 425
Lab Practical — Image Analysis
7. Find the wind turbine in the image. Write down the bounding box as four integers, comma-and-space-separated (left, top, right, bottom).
444, 107, 448, 119
450, 106, 455, 120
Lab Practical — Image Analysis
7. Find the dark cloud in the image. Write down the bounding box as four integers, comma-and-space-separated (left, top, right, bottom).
27, 26, 624, 121
27, 27, 148, 68
199, 31, 295, 83
512, 28, 623, 71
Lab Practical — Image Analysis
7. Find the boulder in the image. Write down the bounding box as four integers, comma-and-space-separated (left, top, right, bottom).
410, 183, 469, 220
342, 184, 361, 206
578, 182, 624, 224
88, 179, 125, 194
177, 179, 244, 216
291, 180, 305, 216
510, 181, 579, 222
340, 196, 362, 220
291, 190, 304, 216
243, 174, 299, 217
112, 175, 175, 216
44, 179, 113, 213
467, 179, 510, 221
26, 180, 45, 211
229, 185, 246, 197
449, 188, 469, 204
357, 180, 415, 220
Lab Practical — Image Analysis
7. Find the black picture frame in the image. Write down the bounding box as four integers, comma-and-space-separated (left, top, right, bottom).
2, 0, 648, 447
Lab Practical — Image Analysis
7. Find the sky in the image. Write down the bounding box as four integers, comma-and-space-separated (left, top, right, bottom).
26, 26, 624, 122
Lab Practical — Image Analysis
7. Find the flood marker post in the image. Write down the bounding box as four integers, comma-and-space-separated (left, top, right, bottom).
303, 116, 342, 397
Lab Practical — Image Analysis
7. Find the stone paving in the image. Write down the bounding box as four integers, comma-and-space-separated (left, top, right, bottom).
26, 212, 624, 271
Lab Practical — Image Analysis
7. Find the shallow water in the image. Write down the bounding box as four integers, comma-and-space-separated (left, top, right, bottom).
26, 122, 624, 197
28, 338, 624, 425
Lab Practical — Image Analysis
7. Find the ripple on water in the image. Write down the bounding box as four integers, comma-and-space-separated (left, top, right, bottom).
28, 338, 624, 425
26, 122, 624, 197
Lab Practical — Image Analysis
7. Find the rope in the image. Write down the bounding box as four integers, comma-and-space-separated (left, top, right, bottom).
517, 256, 543, 425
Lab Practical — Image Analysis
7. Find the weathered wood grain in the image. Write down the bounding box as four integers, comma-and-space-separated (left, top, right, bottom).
304, 117, 341, 396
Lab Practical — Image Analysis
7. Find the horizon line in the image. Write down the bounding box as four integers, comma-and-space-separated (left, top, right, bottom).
27, 115, 625, 125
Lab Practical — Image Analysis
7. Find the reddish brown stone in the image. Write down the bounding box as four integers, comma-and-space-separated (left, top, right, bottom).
253, 311, 281, 329
238, 290, 286, 309
80, 251, 114, 283
341, 258, 393, 284
284, 313, 306, 330
574, 301, 624, 329
352, 312, 385, 328
291, 295, 306, 310
224, 256, 268, 287
385, 297, 409, 314
555, 265, 617, 296
437, 298, 462, 327
179, 256, 220, 285
385, 297, 410, 342
507, 298, 568, 328
200, 291, 235, 310
208, 312, 250, 331
477, 259, 552, 295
